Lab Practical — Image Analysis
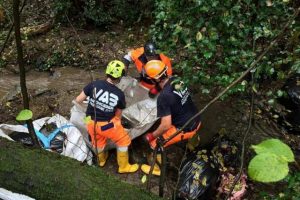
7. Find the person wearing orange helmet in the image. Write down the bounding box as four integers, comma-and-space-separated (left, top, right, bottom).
75, 60, 139, 174
123, 41, 172, 91
140, 60, 202, 176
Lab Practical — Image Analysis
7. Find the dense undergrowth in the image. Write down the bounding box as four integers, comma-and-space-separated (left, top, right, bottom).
150, 0, 300, 97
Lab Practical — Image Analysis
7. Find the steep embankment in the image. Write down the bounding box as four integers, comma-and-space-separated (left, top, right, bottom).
0, 138, 160, 200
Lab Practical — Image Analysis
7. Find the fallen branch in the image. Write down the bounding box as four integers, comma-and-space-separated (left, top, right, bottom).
225, 72, 254, 200
21, 21, 53, 37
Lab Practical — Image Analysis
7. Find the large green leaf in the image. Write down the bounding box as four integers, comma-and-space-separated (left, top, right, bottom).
16, 109, 33, 121
248, 153, 289, 183
252, 139, 295, 162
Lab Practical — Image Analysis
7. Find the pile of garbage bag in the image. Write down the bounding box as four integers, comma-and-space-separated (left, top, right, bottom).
177, 136, 247, 200
0, 114, 92, 163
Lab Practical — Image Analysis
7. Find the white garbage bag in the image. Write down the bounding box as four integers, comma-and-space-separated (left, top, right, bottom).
0, 187, 35, 200
0, 114, 92, 163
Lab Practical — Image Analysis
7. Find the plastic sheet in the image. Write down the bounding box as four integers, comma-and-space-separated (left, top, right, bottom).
0, 114, 92, 163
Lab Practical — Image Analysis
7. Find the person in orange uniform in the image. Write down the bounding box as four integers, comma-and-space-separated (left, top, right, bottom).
140, 60, 201, 176
123, 41, 172, 95
75, 60, 139, 173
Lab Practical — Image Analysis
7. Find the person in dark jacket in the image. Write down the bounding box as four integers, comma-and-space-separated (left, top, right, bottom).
76, 60, 139, 173
141, 60, 201, 176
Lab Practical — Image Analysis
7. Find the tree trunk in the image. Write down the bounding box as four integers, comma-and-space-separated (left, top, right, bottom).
12, 0, 39, 146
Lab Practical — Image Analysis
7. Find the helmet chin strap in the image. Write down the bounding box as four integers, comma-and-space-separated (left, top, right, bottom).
155, 77, 169, 91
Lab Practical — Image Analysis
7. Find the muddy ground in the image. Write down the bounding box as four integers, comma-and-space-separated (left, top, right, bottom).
1, 24, 300, 199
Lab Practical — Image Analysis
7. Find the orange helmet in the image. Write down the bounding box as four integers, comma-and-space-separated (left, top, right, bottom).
144, 60, 168, 79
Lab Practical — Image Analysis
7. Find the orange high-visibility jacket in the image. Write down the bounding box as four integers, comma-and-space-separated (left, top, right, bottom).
124, 47, 172, 76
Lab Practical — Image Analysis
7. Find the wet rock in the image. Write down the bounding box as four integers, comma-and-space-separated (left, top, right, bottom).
1, 85, 21, 102
33, 88, 52, 97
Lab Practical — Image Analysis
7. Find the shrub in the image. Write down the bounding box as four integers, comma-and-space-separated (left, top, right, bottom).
150, 0, 300, 95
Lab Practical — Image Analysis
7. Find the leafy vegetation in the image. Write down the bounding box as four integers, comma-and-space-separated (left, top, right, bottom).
150, 0, 300, 95
0, 57, 7, 68
16, 109, 33, 121
248, 139, 295, 183
53, 0, 153, 27
260, 172, 300, 200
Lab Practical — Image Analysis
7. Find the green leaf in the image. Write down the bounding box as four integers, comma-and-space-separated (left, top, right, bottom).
268, 99, 275, 105
252, 85, 258, 93
83, 116, 92, 124
202, 88, 210, 94
276, 90, 284, 97
241, 80, 247, 86
141, 175, 147, 183
204, 52, 213, 59
16, 109, 33, 121
196, 31, 203, 41
248, 153, 289, 183
252, 139, 295, 162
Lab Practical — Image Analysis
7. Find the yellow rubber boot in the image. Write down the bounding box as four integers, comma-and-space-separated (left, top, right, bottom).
141, 154, 161, 176
98, 151, 108, 167
117, 151, 139, 173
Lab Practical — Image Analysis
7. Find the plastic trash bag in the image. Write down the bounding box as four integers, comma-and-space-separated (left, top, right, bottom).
9, 125, 65, 154
285, 74, 300, 107
278, 74, 300, 134
177, 135, 242, 200
9, 131, 34, 146
0, 114, 92, 163
39, 122, 66, 153
177, 154, 219, 200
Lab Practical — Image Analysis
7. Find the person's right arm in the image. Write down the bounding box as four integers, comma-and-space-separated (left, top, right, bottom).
75, 91, 87, 103
115, 108, 122, 119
